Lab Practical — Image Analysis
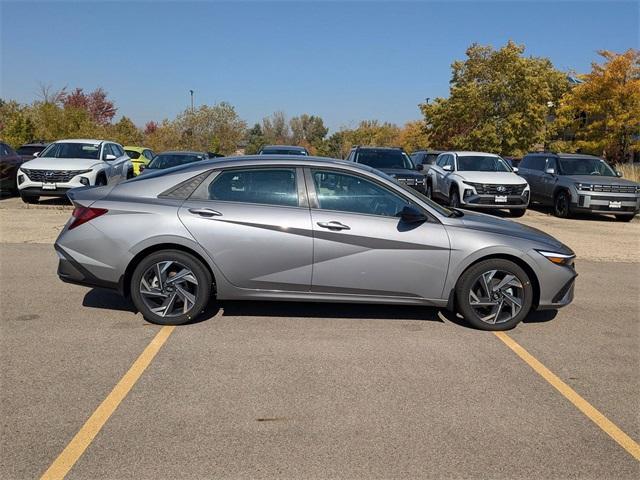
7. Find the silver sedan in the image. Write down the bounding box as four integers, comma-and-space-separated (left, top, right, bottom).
55, 156, 577, 331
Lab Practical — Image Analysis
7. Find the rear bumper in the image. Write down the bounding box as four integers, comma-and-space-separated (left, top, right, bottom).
55, 244, 120, 291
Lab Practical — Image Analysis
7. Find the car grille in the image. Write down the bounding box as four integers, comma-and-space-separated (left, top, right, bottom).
21, 169, 86, 183
590, 184, 638, 194
467, 183, 527, 195
396, 177, 425, 186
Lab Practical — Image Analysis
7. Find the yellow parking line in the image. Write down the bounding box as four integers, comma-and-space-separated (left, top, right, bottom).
40, 326, 175, 480
494, 331, 640, 461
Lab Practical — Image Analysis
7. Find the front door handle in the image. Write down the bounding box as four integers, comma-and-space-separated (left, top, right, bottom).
317, 221, 350, 231
189, 208, 222, 217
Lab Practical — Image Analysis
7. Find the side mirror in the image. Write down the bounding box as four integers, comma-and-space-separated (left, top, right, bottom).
545, 167, 556, 175
616, 170, 623, 177
32, 151, 39, 157
105, 154, 117, 161
399, 205, 427, 223
512, 167, 519, 173
443, 164, 453, 172
416, 164, 424, 171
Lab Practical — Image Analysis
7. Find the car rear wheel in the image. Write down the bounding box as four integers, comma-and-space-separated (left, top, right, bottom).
456, 259, 533, 331
131, 250, 212, 325
553, 191, 571, 218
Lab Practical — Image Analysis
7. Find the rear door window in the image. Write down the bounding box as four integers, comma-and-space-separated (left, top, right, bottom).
521, 156, 546, 171
207, 168, 299, 207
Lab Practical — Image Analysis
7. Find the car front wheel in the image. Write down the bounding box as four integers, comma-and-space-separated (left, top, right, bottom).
130, 250, 212, 325
553, 191, 571, 218
456, 259, 533, 331
449, 188, 461, 208
509, 208, 526, 217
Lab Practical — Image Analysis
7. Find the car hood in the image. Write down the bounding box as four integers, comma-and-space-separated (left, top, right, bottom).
445, 210, 572, 253
378, 168, 423, 179
20, 157, 102, 171
457, 171, 527, 185
563, 175, 639, 186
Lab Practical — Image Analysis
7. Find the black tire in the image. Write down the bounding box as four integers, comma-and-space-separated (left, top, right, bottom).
95, 174, 107, 186
21, 194, 39, 204
456, 258, 534, 331
553, 190, 571, 218
425, 181, 433, 199
449, 188, 461, 208
615, 214, 635, 222
130, 250, 213, 325
509, 208, 526, 218
126, 168, 134, 180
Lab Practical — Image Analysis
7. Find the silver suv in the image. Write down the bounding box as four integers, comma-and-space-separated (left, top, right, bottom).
427, 151, 530, 217
55, 156, 576, 331
518, 153, 640, 221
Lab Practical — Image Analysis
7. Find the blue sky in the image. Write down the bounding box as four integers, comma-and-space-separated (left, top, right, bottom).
1, 1, 637, 131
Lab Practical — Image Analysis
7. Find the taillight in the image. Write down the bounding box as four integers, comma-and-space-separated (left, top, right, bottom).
139, 165, 145, 172
68, 206, 108, 230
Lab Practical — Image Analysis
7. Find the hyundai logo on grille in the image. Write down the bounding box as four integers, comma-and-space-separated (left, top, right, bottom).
496, 185, 507, 193
45, 171, 55, 178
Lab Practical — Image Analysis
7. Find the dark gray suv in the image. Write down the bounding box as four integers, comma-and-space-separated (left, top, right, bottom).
518, 153, 640, 221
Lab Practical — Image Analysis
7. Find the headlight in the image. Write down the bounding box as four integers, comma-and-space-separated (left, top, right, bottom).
537, 250, 576, 266
575, 183, 593, 191
20, 168, 31, 179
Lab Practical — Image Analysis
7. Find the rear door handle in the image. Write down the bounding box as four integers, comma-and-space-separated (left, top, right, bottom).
317, 221, 350, 231
189, 208, 222, 217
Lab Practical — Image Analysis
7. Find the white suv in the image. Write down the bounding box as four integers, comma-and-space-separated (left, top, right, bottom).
17, 139, 133, 203
426, 151, 530, 217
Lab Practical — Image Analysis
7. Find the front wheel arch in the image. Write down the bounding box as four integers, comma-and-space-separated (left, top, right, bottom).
447, 253, 541, 312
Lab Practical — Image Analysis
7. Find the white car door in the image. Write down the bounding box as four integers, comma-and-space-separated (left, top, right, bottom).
111, 144, 129, 182
102, 143, 124, 183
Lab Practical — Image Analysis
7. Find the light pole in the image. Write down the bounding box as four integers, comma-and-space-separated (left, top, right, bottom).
189, 90, 194, 112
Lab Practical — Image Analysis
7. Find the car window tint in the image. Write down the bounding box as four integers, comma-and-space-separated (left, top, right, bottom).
436, 154, 447, 167
312, 170, 411, 218
0, 143, 9, 156
208, 168, 298, 207
521, 156, 546, 171
125, 149, 141, 159
425, 154, 439, 165
546, 158, 557, 172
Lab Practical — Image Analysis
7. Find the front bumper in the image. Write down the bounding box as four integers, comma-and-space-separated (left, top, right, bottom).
461, 193, 529, 209
572, 191, 639, 215
19, 186, 73, 197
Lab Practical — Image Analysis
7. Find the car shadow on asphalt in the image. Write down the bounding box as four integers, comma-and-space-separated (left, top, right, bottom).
82, 288, 558, 329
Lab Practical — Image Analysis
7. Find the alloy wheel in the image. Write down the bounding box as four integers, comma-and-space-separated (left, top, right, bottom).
139, 261, 199, 318
468, 269, 524, 325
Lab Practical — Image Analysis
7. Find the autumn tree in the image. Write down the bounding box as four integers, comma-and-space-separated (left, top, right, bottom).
555, 49, 640, 164
63, 87, 117, 125
420, 41, 569, 155
245, 123, 267, 154
397, 120, 429, 153
109, 116, 143, 146
290, 114, 328, 153
262, 111, 291, 144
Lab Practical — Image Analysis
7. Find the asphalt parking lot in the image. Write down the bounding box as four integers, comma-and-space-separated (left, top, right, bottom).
1, 197, 638, 479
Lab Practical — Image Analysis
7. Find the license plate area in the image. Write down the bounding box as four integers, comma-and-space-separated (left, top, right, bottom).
42, 183, 57, 190
609, 201, 622, 209
494, 195, 508, 203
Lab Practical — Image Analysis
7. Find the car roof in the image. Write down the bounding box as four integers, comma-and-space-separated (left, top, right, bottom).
157, 150, 207, 156
526, 152, 603, 160
445, 151, 501, 157
412, 150, 443, 154
352, 146, 402, 151
261, 145, 307, 150
124, 146, 149, 151
20, 142, 49, 147
53, 139, 113, 144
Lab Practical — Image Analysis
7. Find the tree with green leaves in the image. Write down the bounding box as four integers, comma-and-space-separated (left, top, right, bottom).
109, 116, 143, 146
290, 114, 328, 152
554, 49, 640, 164
420, 41, 569, 155
262, 111, 290, 145
245, 123, 267, 154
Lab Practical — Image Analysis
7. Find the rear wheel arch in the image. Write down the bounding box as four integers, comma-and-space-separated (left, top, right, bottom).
122, 243, 216, 298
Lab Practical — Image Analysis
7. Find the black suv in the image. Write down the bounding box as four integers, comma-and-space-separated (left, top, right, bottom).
518, 152, 639, 221
346, 146, 426, 193
16, 142, 49, 159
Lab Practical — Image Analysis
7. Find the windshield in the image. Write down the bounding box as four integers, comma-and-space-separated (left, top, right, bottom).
261, 148, 307, 155
148, 154, 204, 169
456, 156, 511, 172
357, 150, 414, 170
40, 142, 101, 160
558, 157, 616, 176
125, 149, 141, 159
